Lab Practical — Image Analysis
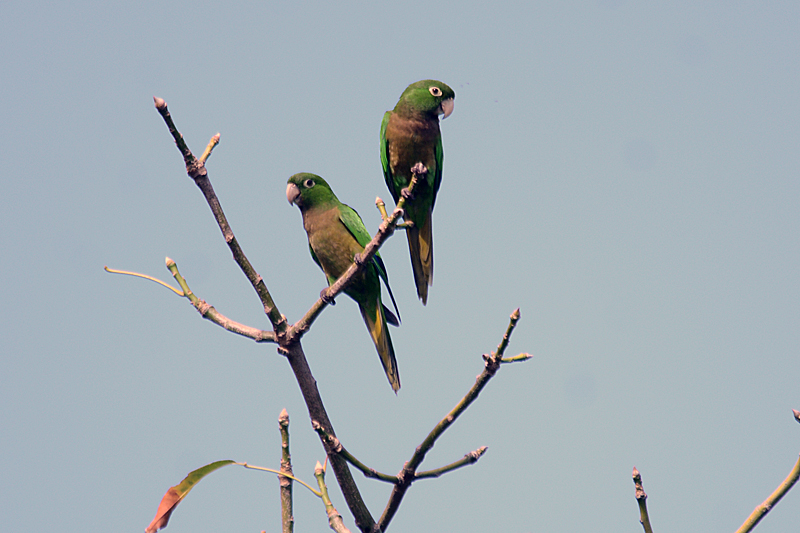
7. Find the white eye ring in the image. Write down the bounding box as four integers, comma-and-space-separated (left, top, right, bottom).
303, 179, 315, 188
429, 86, 442, 97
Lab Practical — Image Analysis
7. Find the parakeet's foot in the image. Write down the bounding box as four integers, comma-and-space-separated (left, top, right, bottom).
410, 162, 428, 177
320, 288, 336, 305
402, 163, 428, 200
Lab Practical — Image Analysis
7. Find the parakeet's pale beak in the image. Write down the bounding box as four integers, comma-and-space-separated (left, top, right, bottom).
286, 183, 301, 205
439, 98, 454, 119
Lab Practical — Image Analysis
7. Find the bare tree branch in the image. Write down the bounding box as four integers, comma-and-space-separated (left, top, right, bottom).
279, 409, 294, 533
313, 422, 399, 483
315, 461, 352, 533
378, 309, 527, 531
104, 261, 275, 342
154, 98, 376, 533
632, 467, 654, 533
154, 97, 288, 336
733, 410, 800, 533
415, 447, 488, 479
314, 416, 489, 485
166, 258, 275, 342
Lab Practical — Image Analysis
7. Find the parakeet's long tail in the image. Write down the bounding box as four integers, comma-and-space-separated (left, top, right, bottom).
406, 213, 433, 305
360, 302, 401, 393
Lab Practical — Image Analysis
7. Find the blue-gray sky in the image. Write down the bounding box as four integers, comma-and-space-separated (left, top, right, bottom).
1, 1, 798, 531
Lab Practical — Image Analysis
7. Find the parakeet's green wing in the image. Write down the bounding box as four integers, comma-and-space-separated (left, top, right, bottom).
432, 132, 444, 209
338, 204, 372, 248
337, 203, 401, 324
379, 111, 399, 203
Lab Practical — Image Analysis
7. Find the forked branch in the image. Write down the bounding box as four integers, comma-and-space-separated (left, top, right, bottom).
378, 309, 530, 530
154, 97, 287, 336
104, 261, 274, 342
153, 97, 376, 533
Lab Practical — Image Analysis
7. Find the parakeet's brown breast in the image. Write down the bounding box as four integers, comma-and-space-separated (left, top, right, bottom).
385, 113, 440, 180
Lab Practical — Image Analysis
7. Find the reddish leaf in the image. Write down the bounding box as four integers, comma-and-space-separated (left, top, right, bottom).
145, 460, 235, 533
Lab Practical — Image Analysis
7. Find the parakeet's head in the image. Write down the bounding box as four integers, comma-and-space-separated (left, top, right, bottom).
287, 173, 337, 210
394, 79, 455, 119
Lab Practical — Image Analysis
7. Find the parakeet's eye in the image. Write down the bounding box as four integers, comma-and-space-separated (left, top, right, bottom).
429, 86, 442, 97
303, 179, 315, 188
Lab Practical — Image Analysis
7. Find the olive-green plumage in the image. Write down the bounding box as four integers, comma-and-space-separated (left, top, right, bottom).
287, 173, 401, 392
381, 79, 455, 305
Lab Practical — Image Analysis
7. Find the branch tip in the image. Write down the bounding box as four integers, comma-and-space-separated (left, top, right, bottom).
153, 96, 166, 110
793, 409, 800, 423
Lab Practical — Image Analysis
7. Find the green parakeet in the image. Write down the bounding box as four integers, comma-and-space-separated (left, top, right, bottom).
286, 173, 402, 392
380, 79, 455, 305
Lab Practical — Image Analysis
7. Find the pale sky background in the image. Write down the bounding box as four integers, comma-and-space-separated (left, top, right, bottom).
1, 1, 798, 532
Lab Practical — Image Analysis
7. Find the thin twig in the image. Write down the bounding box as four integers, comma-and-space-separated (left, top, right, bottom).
632, 467, 654, 533
104, 265, 185, 296
415, 447, 488, 479
199, 133, 220, 164
279, 409, 294, 533
313, 422, 399, 483
165, 258, 275, 341
315, 462, 352, 533
237, 462, 320, 497
375, 197, 412, 229
315, 421, 489, 484
733, 455, 800, 533
104, 260, 275, 341
733, 411, 800, 533
501, 352, 533, 364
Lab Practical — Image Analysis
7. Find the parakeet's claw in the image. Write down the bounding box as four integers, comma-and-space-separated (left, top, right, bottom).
401, 187, 415, 200
320, 288, 336, 305
410, 162, 428, 177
